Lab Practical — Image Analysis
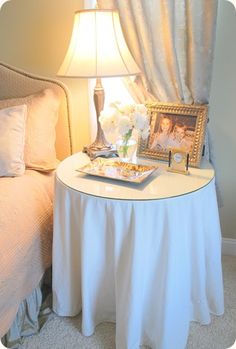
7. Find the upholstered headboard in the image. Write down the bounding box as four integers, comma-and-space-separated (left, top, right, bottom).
0, 62, 72, 160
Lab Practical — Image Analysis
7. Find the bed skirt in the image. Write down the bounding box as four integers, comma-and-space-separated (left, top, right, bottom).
2, 275, 52, 349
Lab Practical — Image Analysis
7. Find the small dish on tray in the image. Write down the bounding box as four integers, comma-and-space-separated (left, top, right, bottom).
76, 158, 158, 184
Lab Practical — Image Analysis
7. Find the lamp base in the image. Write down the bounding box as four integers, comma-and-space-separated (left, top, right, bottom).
83, 144, 118, 160
84, 78, 120, 159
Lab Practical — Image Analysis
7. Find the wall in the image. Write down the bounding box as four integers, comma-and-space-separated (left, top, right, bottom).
209, 0, 236, 239
0, 0, 90, 152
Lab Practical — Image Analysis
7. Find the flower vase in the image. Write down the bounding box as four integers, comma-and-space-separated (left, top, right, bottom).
116, 136, 137, 162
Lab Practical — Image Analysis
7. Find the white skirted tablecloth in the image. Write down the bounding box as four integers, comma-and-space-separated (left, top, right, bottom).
52, 152, 224, 349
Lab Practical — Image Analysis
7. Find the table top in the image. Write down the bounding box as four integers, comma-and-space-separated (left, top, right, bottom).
56, 152, 215, 201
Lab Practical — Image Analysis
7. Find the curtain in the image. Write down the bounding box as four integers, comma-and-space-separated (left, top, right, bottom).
98, 0, 219, 164
98, 0, 218, 106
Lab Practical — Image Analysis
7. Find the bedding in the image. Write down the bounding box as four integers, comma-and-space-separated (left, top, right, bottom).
0, 61, 72, 346
0, 88, 61, 172
0, 169, 54, 338
3, 285, 45, 348
0, 105, 27, 177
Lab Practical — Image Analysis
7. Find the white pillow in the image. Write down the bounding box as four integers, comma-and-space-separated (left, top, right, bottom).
0, 105, 27, 177
0, 89, 61, 171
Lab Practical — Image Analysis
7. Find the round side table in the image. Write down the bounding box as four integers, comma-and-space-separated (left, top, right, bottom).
52, 152, 224, 349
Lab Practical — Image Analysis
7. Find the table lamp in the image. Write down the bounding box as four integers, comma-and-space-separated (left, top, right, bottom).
57, 9, 140, 158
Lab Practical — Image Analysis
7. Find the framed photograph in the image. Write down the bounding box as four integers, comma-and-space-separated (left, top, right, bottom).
137, 102, 208, 167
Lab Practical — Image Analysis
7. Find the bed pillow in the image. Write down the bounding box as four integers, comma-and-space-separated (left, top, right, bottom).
0, 89, 61, 171
0, 105, 27, 177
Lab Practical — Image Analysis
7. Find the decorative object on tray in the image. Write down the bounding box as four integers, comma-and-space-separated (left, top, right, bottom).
99, 101, 150, 162
167, 148, 190, 175
77, 157, 157, 184
137, 102, 208, 168
57, 9, 140, 159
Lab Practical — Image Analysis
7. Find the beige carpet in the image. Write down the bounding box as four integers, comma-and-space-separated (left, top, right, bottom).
21, 256, 236, 349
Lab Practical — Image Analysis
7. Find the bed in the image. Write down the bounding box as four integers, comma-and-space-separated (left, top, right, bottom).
0, 62, 73, 347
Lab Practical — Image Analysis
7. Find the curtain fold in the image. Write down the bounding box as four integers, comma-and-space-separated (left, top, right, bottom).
98, 0, 218, 105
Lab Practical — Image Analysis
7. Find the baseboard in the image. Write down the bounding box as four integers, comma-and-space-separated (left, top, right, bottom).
222, 238, 236, 256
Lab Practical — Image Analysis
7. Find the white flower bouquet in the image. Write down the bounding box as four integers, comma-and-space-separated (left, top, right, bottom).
99, 101, 150, 159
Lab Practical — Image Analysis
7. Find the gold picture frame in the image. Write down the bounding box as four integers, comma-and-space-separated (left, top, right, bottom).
137, 102, 208, 168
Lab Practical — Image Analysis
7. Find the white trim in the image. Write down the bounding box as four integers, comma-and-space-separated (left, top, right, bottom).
222, 238, 236, 256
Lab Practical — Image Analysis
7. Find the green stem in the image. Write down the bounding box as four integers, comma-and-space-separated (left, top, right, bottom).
121, 130, 132, 158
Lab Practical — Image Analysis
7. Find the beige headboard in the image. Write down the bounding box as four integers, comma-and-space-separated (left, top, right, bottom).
0, 62, 72, 160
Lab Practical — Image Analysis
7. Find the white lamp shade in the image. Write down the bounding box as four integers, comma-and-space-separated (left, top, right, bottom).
58, 9, 140, 78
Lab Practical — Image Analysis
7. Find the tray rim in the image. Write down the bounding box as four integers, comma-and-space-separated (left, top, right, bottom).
76, 160, 158, 184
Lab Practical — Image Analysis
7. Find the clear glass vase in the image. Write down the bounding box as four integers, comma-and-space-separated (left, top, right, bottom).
116, 137, 137, 162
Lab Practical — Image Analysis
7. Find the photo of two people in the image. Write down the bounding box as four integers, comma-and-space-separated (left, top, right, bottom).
148, 113, 197, 153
